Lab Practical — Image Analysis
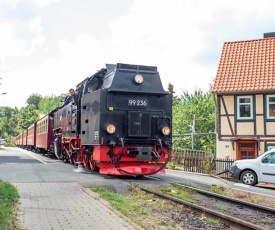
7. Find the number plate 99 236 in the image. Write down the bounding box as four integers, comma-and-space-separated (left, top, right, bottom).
128, 99, 147, 107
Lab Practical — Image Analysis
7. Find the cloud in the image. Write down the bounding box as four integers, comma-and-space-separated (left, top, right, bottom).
1, 0, 275, 108
108, 0, 275, 93
33, 0, 60, 8
0, 2, 45, 63
58, 33, 98, 58
0, 0, 18, 8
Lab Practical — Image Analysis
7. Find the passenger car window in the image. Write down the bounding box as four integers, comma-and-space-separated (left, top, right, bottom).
262, 152, 275, 164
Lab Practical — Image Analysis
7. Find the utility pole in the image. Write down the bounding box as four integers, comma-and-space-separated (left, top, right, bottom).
190, 114, 196, 150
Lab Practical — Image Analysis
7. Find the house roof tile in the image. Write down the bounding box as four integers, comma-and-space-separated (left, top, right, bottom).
212, 37, 275, 93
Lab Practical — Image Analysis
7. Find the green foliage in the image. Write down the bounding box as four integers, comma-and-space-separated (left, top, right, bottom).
38, 95, 63, 114
0, 107, 19, 139
0, 92, 65, 140
0, 180, 19, 230
17, 105, 39, 131
26, 93, 42, 109
172, 87, 216, 153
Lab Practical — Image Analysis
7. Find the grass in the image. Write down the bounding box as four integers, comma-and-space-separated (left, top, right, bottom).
92, 186, 150, 216
206, 219, 219, 225
209, 184, 228, 196
92, 184, 187, 229
217, 205, 228, 211
0, 180, 20, 230
208, 184, 275, 208
93, 183, 275, 229
260, 218, 267, 224
92, 184, 205, 229
92, 186, 151, 228
158, 184, 197, 202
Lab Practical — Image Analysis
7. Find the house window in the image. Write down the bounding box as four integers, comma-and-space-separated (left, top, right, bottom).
236, 95, 253, 120
266, 95, 275, 119
266, 144, 275, 151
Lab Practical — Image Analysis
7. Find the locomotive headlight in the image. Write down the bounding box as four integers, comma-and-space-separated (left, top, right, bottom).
134, 74, 143, 84
161, 126, 170, 136
106, 124, 116, 134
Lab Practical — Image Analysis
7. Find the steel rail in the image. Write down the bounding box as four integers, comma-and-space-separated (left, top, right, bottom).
140, 186, 268, 230
146, 175, 275, 214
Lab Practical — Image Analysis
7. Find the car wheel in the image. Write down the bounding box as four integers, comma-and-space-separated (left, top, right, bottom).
240, 170, 257, 186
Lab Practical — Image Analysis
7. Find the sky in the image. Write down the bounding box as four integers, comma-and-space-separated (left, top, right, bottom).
0, 0, 275, 108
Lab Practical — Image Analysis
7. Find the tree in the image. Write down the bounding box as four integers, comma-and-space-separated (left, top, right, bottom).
26, 93, 42, 109
38, 94, 63, 114
166, 83, 181, 106
17, 105, 39, 131
173, 88, 216, 153
0, 107, 19, 139
0, 93, 65, 143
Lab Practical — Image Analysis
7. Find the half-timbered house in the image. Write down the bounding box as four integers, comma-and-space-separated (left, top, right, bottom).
212, 33, 275, 160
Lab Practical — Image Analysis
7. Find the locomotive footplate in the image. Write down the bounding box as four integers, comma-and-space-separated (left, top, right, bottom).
126, 147, 153, 160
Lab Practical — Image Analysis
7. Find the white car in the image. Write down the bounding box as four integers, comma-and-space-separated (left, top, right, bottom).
229, 149, 275, 186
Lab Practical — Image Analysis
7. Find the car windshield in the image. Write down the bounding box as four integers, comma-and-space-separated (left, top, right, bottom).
257, 149, 275, 159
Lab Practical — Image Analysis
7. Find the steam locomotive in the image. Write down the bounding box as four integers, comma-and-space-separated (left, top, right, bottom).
16, 63, 172, 176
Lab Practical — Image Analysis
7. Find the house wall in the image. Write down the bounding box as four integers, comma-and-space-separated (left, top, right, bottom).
220, 117, 234, 135
220, 95, 234, 114
266, 122, 275, 135
256, 94, 263, 114
236, 122, 254, 135
256, 116, 264, 135
216, 93, 275, 159
216, 141, 236, 159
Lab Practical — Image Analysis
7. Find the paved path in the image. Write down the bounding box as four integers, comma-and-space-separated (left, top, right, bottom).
14, 182, 138, 230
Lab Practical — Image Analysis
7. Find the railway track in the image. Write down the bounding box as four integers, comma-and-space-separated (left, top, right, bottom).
139, 176, 275, 230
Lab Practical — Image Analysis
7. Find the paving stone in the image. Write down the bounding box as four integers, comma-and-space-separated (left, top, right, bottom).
13, 182, 138, 230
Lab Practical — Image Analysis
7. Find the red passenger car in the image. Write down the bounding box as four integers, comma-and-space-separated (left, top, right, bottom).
15, 133, 22, 147
22, 130, 28, 148
35, 109, 56, 154
26, 123, 37, 150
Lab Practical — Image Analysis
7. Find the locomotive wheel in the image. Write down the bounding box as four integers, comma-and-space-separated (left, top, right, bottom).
82, 154, 90, 169
89, 157, 98, 171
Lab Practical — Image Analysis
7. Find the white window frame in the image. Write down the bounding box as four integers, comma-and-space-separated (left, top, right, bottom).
266, 94, 275, 119
236, 95, 253, 120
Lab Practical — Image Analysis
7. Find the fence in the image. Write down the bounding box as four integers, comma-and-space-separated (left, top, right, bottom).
214, 158, 235, 178
171, 148, 236, 178
171, 148, 215, 174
